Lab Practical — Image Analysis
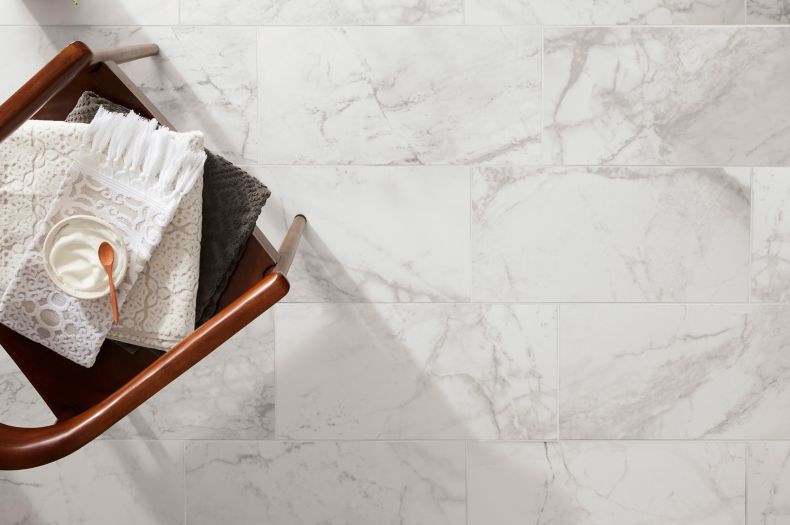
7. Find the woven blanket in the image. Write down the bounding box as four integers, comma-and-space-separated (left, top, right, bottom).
67, 92, 271, 326
0, 111, 205, 365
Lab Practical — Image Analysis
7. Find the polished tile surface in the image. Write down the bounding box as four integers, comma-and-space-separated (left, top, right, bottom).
1, 4, 790, 525
748, 442, 790, 525
259, 27, 542, 165
472, 167, 750, 302
560, 304, 790, 439
0, 441, 183, 525
182, 0, 463, 24
544, 28, 790, 165
468, 441, 745, 525
256, 166, 470, 302
104, 314, 274, 439
276, 303, 557, 439
185, 441, 465, 525
467, 0, 744, 24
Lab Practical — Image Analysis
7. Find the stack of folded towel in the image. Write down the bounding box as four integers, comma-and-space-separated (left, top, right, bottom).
0, 92, 270, 366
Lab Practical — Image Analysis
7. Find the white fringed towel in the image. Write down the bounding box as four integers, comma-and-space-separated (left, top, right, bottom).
0, 109, 205, 367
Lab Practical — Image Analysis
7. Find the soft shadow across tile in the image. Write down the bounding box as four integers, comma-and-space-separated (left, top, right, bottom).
185, 441, 465, 525
468, 441, 745, 525
0, 440, 183, 525
276, 303, 557, 439
257, 166, 470, 302
103, 313, 274, 439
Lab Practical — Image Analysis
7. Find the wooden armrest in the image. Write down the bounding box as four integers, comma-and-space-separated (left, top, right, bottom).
0, 271, 289, 470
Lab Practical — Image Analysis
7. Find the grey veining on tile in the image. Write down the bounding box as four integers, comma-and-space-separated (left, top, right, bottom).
0, 440, 183, 525
748, 442, 790, 524
259, 27, 541, 165
472, 167, 750, 302
103, 313, 274, 439
544, 27, 790, 165
0, 346, 53, 429
468, 441, 745, 525
467, 0, 744, 24
748, 0, 790, 23
33, 26, 258, 165
0, 0, 179, 25
276, 303, 557, 439
752, 168, 790, 302
561, 304, 790, 439
256, 166, 470, 302
185, 441, 465, 525
182, 0, 462, 24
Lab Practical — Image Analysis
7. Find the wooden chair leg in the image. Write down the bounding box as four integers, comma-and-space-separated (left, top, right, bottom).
273, 215, 307, 275
91, 44, 159, 65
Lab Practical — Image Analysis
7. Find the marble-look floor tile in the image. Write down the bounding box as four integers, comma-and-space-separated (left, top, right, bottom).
2, 27, 257, 165
472, 167, 750, 302
560, 304, 790, 439
0, 0, 178, 25
752, 168, 790, 302
276, 303, 557, 439
0, 347, 54, 429
185, 441, 465, 525
544, 28, 790, 165
182, 0, 462, 24
467, 0, 744, 24
0, 440, 183, 525
468, 441, 745, 525
259, 27, 541, 165
256, 166, 469, 302
748, 442, 790, 524
748, 0, 790, 23
102, 313, 274, 439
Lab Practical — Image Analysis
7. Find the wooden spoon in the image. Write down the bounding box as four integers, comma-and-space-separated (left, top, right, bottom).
98, 242, 119, 324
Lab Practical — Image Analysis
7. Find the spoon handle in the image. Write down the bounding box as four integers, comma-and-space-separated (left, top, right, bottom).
107, 272, 119, 323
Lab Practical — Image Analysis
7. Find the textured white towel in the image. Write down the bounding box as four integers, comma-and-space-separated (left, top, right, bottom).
0, 120, 204, 352
0, 109, 205, 366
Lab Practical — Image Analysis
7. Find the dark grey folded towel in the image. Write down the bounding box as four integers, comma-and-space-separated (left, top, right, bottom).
66, 91, 271, 345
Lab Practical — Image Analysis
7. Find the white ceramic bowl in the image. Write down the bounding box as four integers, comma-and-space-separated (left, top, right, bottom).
42, 215, 128, 300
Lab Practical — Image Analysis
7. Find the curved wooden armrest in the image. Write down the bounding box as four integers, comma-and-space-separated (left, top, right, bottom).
0, 271, 289, 470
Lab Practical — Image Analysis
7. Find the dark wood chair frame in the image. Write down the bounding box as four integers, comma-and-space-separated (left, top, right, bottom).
0, 41, 305, 470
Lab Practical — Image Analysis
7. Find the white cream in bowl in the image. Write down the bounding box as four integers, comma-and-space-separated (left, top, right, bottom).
43, 215, 127, 300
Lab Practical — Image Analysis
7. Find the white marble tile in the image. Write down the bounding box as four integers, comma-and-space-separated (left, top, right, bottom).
560, 304, 790, 439
752, 168, 790, 302
467, 0, 744, 24
102, 313, 273, 440
0, 440, 183, 525
0, 0, 178, 25
185, 441, 465, 525
748, 0, 790, 23
748, 442, 790, 525
182, 0, 462, 24
256, 166, 470, 302
472, 167, 750, 302
276, 303, 557, 439
468, 441, 745, 525
0, 347, 54, 429
259, 27, 541, 165
544, 28, 790, 165
0, 27, 258, 165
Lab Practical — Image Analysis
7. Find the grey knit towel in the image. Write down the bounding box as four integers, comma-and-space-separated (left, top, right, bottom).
67, 91, 271, 333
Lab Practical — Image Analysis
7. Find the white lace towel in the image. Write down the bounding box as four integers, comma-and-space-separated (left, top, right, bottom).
0, 108, 205, 367
0, 119, 204, 351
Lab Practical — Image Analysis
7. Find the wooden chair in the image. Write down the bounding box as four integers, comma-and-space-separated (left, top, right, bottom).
0, 41, 305, 470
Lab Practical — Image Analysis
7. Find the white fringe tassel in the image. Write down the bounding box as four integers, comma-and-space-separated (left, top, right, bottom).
82, 106, 206, 200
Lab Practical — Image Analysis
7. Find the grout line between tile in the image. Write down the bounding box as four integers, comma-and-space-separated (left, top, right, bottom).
556, 304, 560, 442
749, 168, 754, 304
182, 440, 186, 525
745, 443, 749, 525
